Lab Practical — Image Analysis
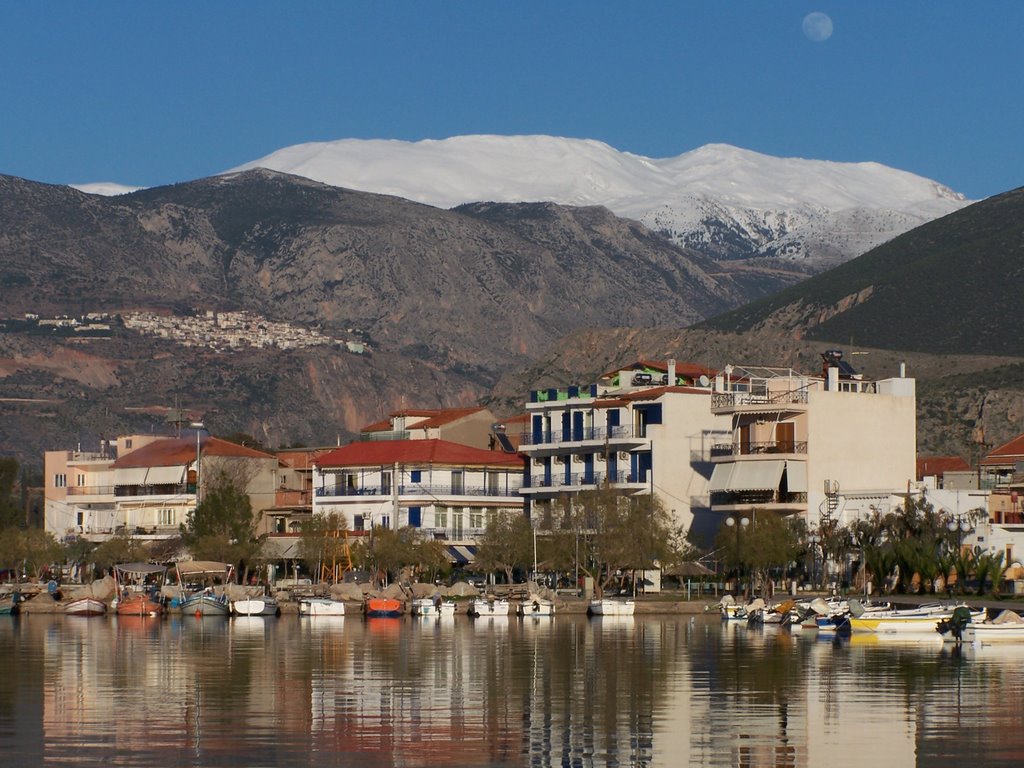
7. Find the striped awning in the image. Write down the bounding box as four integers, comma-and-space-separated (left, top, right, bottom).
444, 545, 478, 565
114, 467, 149, 486
145, 465, 186, 484
708, 463, 736, 492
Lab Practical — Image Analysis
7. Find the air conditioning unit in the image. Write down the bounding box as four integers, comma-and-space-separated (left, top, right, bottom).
618, 452, 630, 461
555, 455, 568, 464
595, 453, 606, 462
572, 454, 584, 463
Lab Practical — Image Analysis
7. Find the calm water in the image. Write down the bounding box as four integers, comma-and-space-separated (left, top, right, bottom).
1, 612, 1022, 767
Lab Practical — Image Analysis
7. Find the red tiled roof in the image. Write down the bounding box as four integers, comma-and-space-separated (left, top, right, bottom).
113, 436, 275, 468
916, 455, 970, 479
314, 439, 523, 469
599, 360, 717, 381
359, 407, 487, 433
981, 434, 1024, 465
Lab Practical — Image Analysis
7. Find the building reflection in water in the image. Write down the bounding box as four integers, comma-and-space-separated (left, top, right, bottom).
4, 613, 1024, 766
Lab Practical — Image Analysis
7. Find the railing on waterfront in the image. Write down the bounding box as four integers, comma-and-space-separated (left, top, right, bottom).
711, 389, 809, 409
709, 441, 808, 457
519, 424, 636, 447
316, 483, 522, 498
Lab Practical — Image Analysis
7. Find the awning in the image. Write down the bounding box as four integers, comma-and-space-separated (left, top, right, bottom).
145, 465, 186, 484
263, 537, 303, 559
114, 467, 149, 486
786, 460, 808, 493
115, 562, 167, 575
728, 460, 785, 491
444, 545, 478, 565
708, 463, 736, 492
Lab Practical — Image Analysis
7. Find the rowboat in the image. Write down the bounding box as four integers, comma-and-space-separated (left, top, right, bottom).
298, 597, 346, 616
65, 597, 107, 616
175, 561, 234, 617
232, 596, 280, 616
588, 598, 635, 616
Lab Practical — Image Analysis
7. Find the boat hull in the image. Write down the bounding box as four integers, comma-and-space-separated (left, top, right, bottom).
518, 598, 555, 617
115, 593, 164, 617
411, 598, 455, 617
65, 598, 107, 616
299, 597, 346, 616
232, 598, 279, 617
180, 592, 230, 617
469, 599, 510, 617
365, 597, 403, 618
588, 599, 635, 617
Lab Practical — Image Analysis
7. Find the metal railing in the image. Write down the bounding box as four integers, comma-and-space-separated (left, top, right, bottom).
113, 484, 191, 498
710, 491, 808, 506
519, 424, 635, 447
316, 483, 522, 499
710, 441, 808, 457
67, 485, 115, 496
711, 390, 809, 409
526, 471, 642, 489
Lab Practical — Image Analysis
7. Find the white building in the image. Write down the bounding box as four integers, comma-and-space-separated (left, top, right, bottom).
518, 360, 730, 541
708, 351, 917, 530
312, 439, 525, 555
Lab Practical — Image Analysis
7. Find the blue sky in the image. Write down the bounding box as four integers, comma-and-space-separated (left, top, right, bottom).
0, 2, 1018, 199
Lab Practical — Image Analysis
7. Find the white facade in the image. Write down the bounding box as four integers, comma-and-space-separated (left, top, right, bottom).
709, 358, 917, 529
519, 362, 730, 540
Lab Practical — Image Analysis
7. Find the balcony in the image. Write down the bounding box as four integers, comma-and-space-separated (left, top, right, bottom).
67, 485, 115, 497
114, 483, 191, 498
711, 389, 808, 413
521, 471, 644, 494
710, 441, 808, 459
315, 483, 522, 499
710, 490, 808, 512
519, 425, 644, 451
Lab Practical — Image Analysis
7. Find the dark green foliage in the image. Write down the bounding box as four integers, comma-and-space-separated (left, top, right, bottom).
0, 458, 20, 529
184, 469, 265, 576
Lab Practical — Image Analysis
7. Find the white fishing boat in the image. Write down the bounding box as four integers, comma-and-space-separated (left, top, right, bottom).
588, 598, 635, 616
65, 597, 107, 616
468, 597, 510, 617
848, 599, 977, 634
411, 597, 456, 618
231, 595, 280, 616
298, 597, 347, 616
518, 595, 555, 617
938, 607, 1024, 644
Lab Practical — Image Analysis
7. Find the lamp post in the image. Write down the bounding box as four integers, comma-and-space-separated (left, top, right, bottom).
809, 534, 820, 592
725, 515, 750, 596
190, 422, 205, 507
948, 517, 973, 552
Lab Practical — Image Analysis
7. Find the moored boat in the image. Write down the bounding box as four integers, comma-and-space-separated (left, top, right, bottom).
65, 597, 108, 616
298, 597, 346, 616
849, 599, 978, 634
588, 598, 635, 617
469, 597, 511, 617
365, 597, 403, 617
113, 562, 167, 617
938, 607, 1024, 644
518, 594, 555, 617
232, 596, 280, 616
175, 561, 234, 617
411, 596, 456, 618
0, 592, 22, 616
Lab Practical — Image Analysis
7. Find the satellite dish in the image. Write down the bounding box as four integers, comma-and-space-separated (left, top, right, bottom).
698, 375, 710, 387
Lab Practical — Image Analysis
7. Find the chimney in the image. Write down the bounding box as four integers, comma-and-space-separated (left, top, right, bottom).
667, 359, 676, 386
899, 362, 906, 378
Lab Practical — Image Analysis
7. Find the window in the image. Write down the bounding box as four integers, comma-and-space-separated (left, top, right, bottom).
158, 509, 175, 526
451, 470, 464, 495
470, 509, 482, 529
381, 471, 392, 495
354, 514, 365, 531
125, 439, 133, 449
436, 508, 448, 528
452, 510, 464, 537
487, 472, 499, 495
77, 474, 86, 487
275, 516, 286, 533
54, 473, 67, 488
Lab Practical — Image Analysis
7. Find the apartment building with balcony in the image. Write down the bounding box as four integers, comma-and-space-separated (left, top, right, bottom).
519, 360, 731, 540
312, 439, 525, 550
708, 351, 916, 529
359, 407, 502, 450
44, 432, 278, 542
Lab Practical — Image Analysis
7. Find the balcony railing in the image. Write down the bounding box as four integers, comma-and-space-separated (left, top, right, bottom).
711, 390, 809, 410
526, 471, 642, 489
710, 441, 808, 458
67, 485, 115, 496
520, 425, 636, 447
316, 483, 522, 499
114, 483, 191, 498
710, 491, 808, 506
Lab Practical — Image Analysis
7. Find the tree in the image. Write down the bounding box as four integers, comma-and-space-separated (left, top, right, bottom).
715, 512, 801, 596
0, 457, 22, 529
299, 512, 351, 582
89, 534, 148, 576
474, 512, 535, 585
184, 468, 265, 582
553, 488, 677, 598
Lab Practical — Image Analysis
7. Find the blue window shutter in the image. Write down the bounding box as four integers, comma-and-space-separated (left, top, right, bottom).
409, 506, 421, 527
411, 470, 421, 483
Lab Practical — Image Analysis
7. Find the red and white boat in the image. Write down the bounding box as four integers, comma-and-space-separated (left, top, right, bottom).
65, 597, 107, 616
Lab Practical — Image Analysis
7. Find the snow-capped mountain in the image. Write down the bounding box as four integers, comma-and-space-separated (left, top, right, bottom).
71, 181, 143, 196
229, 135, 973, 271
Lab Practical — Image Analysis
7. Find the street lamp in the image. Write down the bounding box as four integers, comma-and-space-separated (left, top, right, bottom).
948, 516, 973, 552
809, 534, 820, 592
190, 422, 205, 506
725, 515, 750, 596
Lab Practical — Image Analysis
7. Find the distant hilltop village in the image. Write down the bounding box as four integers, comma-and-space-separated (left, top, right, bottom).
1, 310, 369, 355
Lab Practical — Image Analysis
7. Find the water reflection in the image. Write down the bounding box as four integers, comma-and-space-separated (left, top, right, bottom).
2, 614, 1024, 766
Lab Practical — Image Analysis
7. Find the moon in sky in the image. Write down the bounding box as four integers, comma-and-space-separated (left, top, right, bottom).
802, 12, 834, 42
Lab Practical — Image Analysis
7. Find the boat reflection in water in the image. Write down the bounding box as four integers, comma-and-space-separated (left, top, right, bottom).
6, 614, 1024, 766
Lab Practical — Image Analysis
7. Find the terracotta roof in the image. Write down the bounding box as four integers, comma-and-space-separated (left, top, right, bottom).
359, 407, 487, 433
314, 439, 524, 469
599, 360, 717, 381
113, 436, 275, 468
982, 434, 1024, 466
916, 455, 970, 479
